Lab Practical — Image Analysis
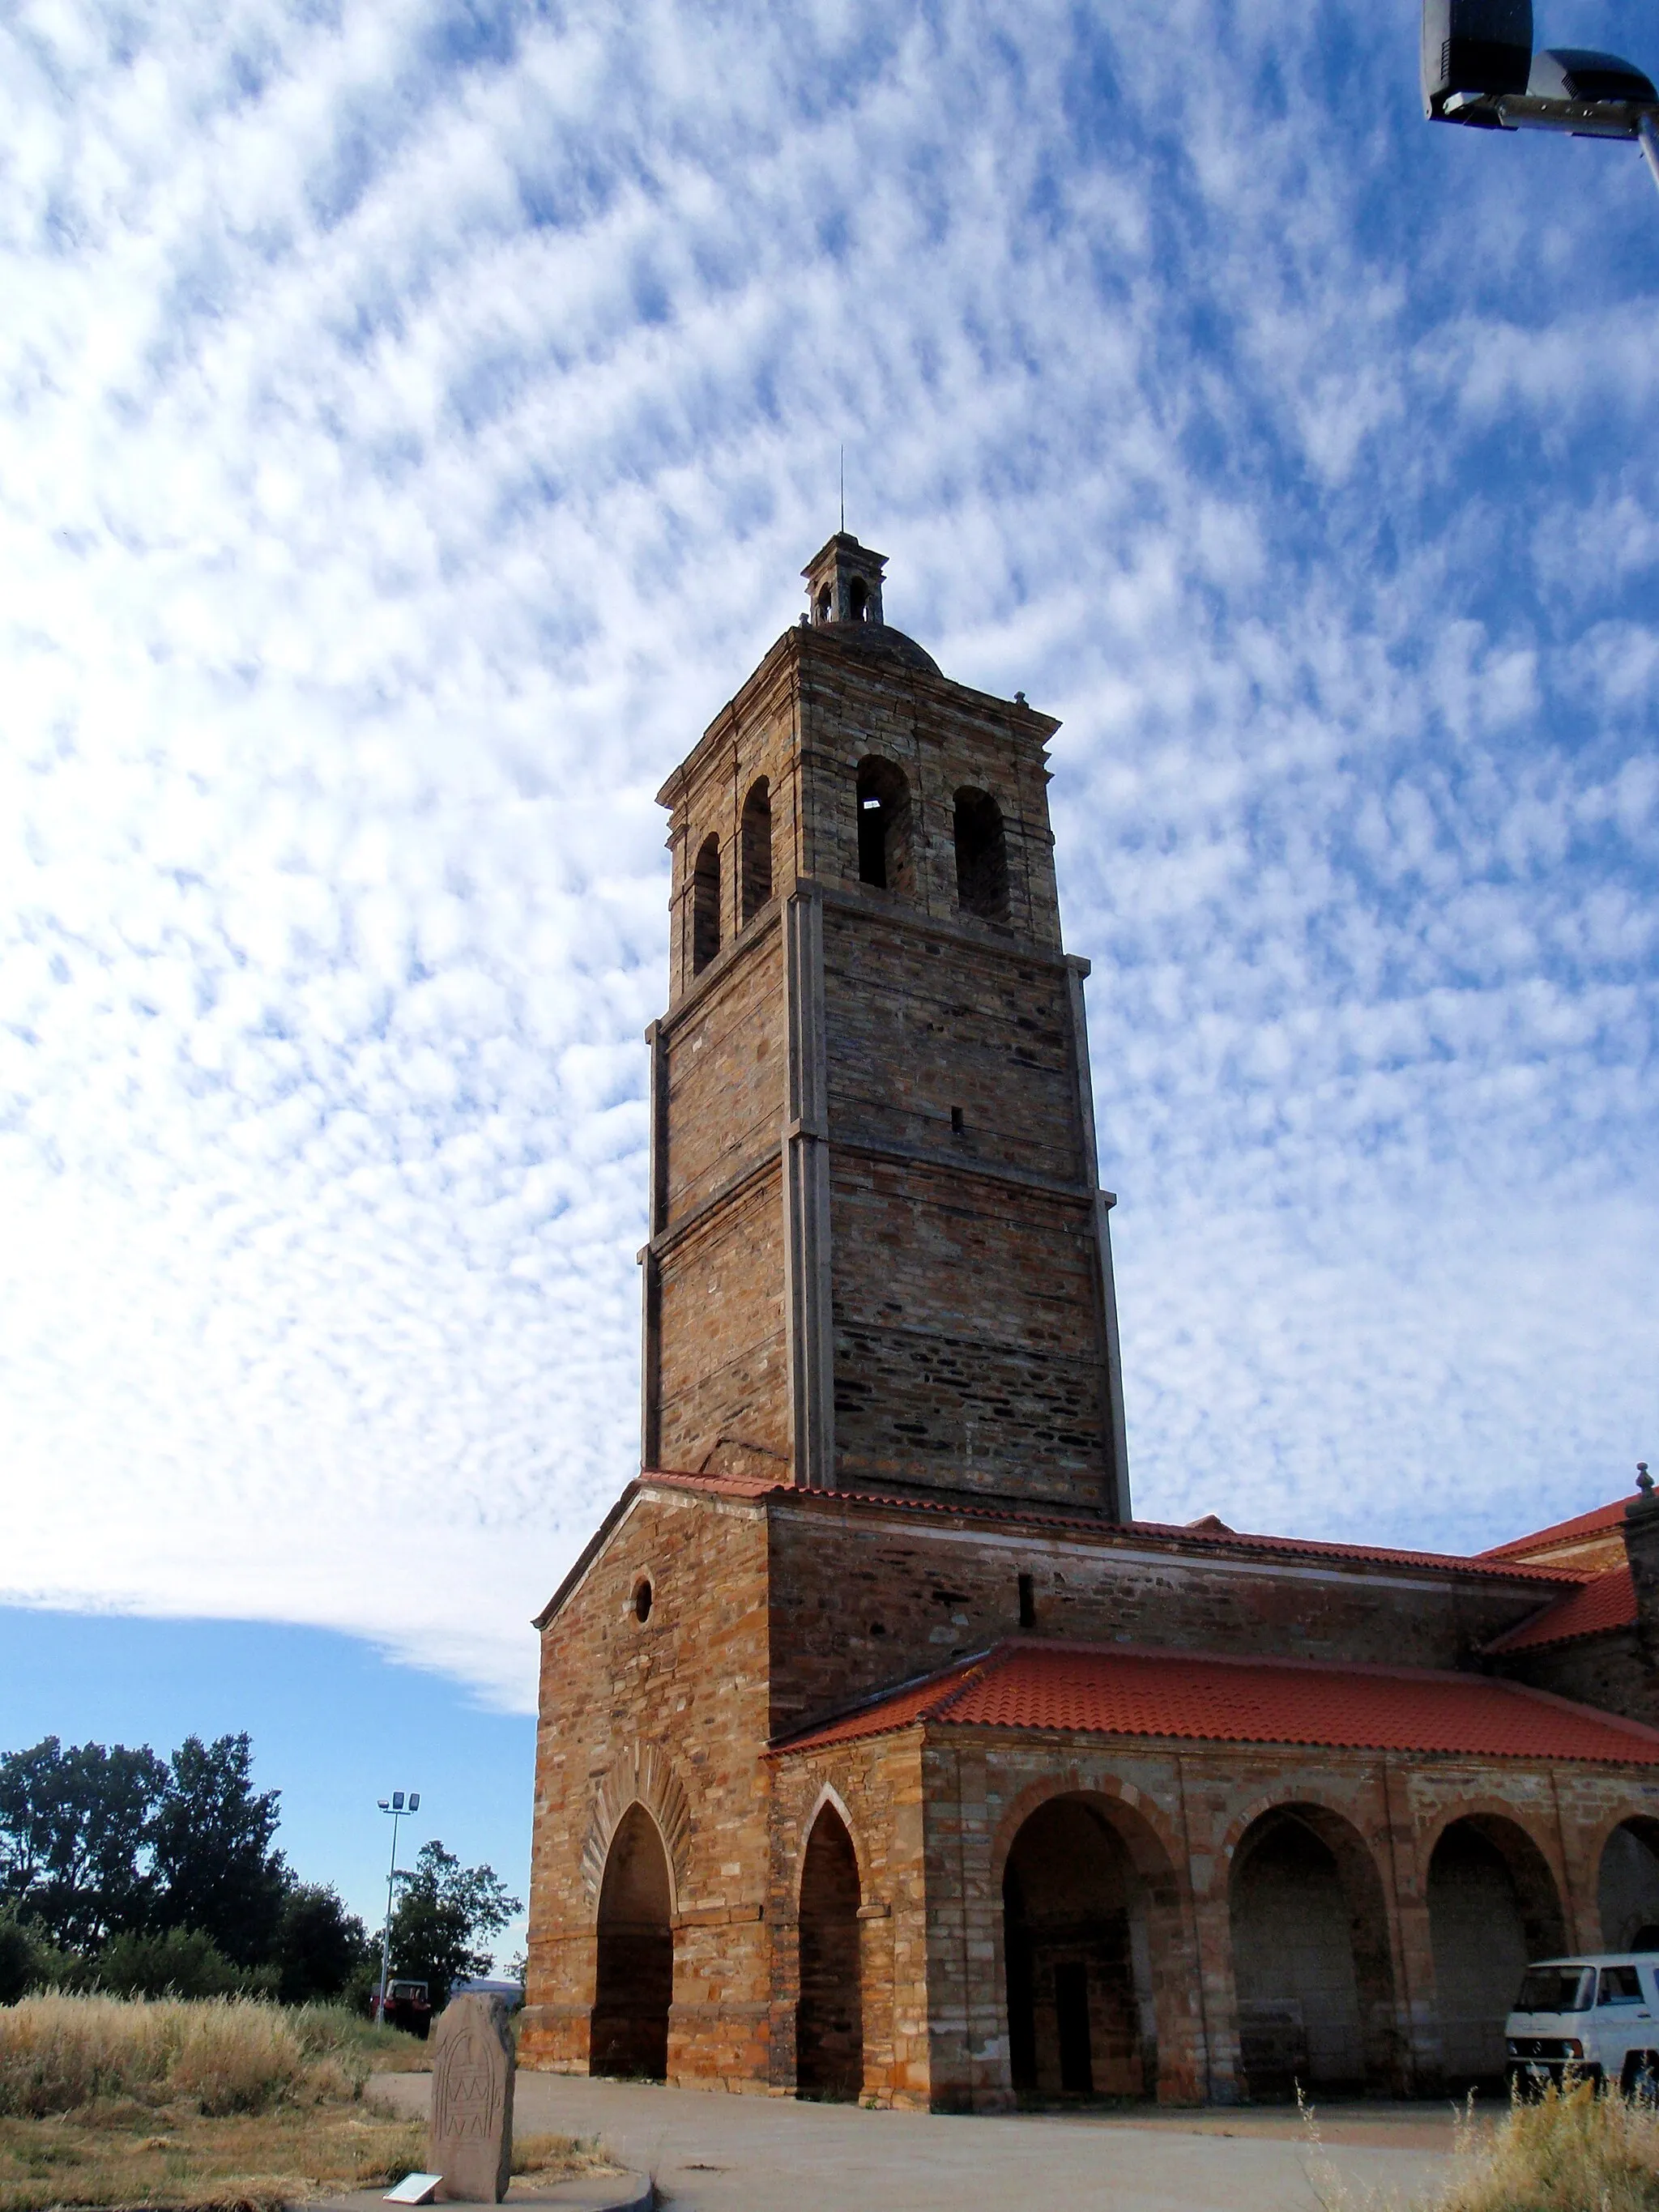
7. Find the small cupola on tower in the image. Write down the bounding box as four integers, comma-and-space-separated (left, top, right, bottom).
803, 533, 886, 629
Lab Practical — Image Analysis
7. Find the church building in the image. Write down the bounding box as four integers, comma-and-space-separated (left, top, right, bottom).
522, 535, 1659, 2108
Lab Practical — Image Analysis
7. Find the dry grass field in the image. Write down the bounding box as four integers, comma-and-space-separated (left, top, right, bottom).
1300, 2077, 1659, 2212
0, 1994, 611, 2211
1435, 2078, 1659, 2212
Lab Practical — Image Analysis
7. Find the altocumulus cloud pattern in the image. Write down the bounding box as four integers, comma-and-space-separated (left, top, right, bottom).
1, 0, 1655, 1710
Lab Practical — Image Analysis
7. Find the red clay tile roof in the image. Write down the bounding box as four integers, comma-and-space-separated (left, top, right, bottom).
1485, 1565, 1638, 1656
1478, 1498, 1627, 1562
642, 1473, 1580, 1583
772, 1639, 1659, 1764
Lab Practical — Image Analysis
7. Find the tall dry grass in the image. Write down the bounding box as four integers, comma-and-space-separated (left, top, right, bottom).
1436, 2078, 1659, 2212
0, 1995, 329, 2117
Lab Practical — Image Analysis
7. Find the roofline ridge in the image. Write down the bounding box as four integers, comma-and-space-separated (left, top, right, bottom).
769, 1631, 1659, 1762
994, 1634, 1572, 1690
1476, 1496, 1627, 1558
1482, 1560, 1636, 1658
767, 1643, 1000, 1752
717, 1484, 1588, 1580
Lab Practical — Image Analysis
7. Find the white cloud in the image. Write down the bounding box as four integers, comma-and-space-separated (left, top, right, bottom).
1, 0, 1655, 1710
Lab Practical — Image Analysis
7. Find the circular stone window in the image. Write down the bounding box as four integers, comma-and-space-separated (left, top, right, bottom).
633, 1579, 653, 1623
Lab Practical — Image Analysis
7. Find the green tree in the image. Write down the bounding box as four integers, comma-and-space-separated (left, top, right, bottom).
389, 1841, 521, 2010
0, 1737, 167, 1950
150, 1734, 288, 1966
272, 1882, 373, 2005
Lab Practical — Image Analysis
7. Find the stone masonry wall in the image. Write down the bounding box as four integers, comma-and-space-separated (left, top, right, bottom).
1499, 1630, 1659, 1733
764, 1497, 1563, 1740
902, 1728, 1659, 2111
821, 904, 1087, 1187
764, 1733, 929, 2105
830, 1157, 1107, 1503
522, 1488, 776, 2086
794, 635, 1064, 948
655, 1166, 789, 1478
661, 918, 786, 1228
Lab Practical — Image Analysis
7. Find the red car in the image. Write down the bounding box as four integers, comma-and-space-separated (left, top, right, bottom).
377, 1979, 432, 2039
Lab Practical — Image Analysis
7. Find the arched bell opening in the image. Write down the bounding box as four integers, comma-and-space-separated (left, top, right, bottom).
740, 778, 773, 924
591, 1804, 673, 2080
1001, 1794, 1163, 2102
1229, 1805, 1397, 2099
855, 756, 913, 897
1429, 1813, 1566, 2091
796, 1805, 863, 2100
953, 786, 1009, 923
690, 833, 722, 976
1600, 1817, 1659, 1953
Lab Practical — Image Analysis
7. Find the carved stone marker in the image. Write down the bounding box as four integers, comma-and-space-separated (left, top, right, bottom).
429, 1993, 514, 2203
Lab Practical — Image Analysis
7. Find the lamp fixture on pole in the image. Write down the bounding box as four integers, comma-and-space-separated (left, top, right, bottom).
375, 1789, 420, 2024
1423, 0, 1659, 199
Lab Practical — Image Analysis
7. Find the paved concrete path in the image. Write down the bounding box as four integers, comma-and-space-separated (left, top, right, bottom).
365, 2073, 1462, 2212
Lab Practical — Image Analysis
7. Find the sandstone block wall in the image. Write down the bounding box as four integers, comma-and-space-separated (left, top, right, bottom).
791, 641, 1064, 949
1504, 1632, 1659, 1732
762, 1495, 1563, 1739
655, 1167, 789, 1479
909, 1729, 1659, 2110
765, 1733, 928, 2104
661, 918, 786, 1226
522, 1489, 774, 2082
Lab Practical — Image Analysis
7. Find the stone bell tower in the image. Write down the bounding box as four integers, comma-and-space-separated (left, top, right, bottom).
640, 534, 1129, 1517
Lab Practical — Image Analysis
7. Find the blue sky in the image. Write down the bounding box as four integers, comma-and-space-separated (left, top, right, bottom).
2, 0, 1656, 1906
0, 1607, 534, 1962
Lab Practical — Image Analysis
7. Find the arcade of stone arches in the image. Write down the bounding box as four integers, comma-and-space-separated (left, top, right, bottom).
585, 1786, 1659, 2103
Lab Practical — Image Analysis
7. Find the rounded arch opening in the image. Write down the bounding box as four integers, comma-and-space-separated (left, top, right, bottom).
953, 786, 1009, 923
1001, 1793, 1163, 2102
690, 833, 721, 977
591, 1803, 673, 2080
1600, 1817, 1659, 1953
796, 1804, 862, 2100
855, 756, 913, 897
1428, 1813, 1564, 2090
1229, 1804, 1397, 2099
740, 778, 773, 924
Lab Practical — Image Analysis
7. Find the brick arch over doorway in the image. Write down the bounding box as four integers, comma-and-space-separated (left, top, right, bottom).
991, 1779, 1196, 2104
580, 1742, 693, 1912
791, 1780, 872, 1903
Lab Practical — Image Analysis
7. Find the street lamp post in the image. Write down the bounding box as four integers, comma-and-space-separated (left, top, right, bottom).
375, 1789, 420, 2023
1423, 0, 1659, 201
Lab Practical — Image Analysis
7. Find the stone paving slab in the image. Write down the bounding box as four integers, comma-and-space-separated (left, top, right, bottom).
364, 2073, 1459, 2212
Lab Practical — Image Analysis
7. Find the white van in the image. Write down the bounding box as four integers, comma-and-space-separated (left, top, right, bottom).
1506, 1956, 1659, 2095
